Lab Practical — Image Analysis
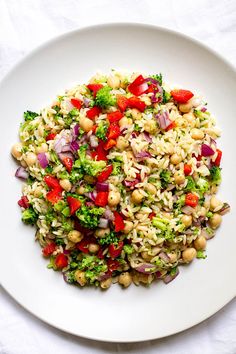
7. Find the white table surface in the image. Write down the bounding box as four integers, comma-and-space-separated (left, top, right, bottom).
0, 0, 235, 353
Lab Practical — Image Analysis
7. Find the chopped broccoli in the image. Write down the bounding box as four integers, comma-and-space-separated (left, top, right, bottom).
50, 151, 61, 165
95, 86, 116, 108
162, 89, 171, 104
76, 205, 104, 229
123, 244, 134, 255
209, 166, 221, 185
169, 266, 178, 276
184, 176, 195, 192
58, 170, 70, 180
196, 177, 209, 193
22, 207, 38, 225
99, 231, 119, 246
134, 123, 141, 132
194, 109, 210, 121
61, 219, 74, 232
55, 238, 65, 246
79, 255, 98, 270
73, 145, 106, 177
196, 250, 207, 259
150, 73, 163, 85
160, 169, 171, 189
111, 161, 122, 176
96, 121, 108, 140
24, 110, 38, 121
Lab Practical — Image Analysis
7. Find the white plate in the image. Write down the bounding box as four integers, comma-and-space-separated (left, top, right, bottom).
0, 23, 235, 343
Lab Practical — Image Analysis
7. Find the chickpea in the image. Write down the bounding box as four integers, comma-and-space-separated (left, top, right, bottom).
183, 112, 195, 125
116, 136, 129, 150
176, 117, 188, 128
131, 189, 144, 204
144, 120, 157, 134
11, 142, 23, 159
118, 272, 132, 288
174, 171, 185, 185
100, 277, 112, 289
67, 230, 83, 243
141, 251, 152, 261
95, 228, 110, 238
181, 215, 192, 227
107, 75, 120, 89
210, 196, 222, 211
170, 153, 182, 165
165, 142, 174, 155
76, 186, 86, 195
209, 213, 222, 229
79, 117, 94, 132
123, 221, 133, 234
59, 179, 72, 192
34, 186, 42, 197
191, 128, 204, 140
194, 236, 207, 250
182, 248, 197, 262
179, 102, 192, 113
131, 108, 142, 120
88, 243, 99, 254
24, 152, 37, 166
36, 143, 48, 154
108, 191, 121, 207
199, 206, 207, 217
168, 252, 178, 263
21, 160, 27, 168
119, 117, 132, 127
145, 183, 156, 195
74, 270, 87, 286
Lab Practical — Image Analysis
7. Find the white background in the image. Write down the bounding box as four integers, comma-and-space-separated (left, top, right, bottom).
0, 0, 235, 353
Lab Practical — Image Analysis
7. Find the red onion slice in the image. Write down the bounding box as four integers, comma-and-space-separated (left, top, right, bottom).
54, 137, 67, 154
201, 144, 214, 157
104, 209, 114, 221
135, 151, 151, 161
83, 97, 91, 108
96, 182, 109, 192
163, 268, 179, 284
85, 191, 97, 202
159, 252, 171, 263
98, 218, 109, 228
218, 203, 230, 215
70, 140, 79, 153
155, 111, 171, 129
15, 166, 29, 180
181, 205, 194, 215
37, 153, 49, 168
90, 135, 99, 148
134, 263, 157, 274
143, 132, 152, 143
58, 152, 74, 163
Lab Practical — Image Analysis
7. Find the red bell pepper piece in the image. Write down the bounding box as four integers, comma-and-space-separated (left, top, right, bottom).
97, 247, 105, 259
55, 253, 68, 269
117, 95, 129, 112
107, 110, 123, 123
46, 133, 56, 141
67, 196, 81, 215
95, 191, 109, 207
171, 89, 194, 103
86, 106, 102, 119
113, 211, 125, 232
87, 84, 103, 97
44, 175, 62, 191
62, 157, 73, 173
128, 97, 146, 112
18, 196, 30, 209
184, 164, 192, 176
42, 242, 56, 257
107, 123, 120, 139
109, 241, 124, 258
103, 139, 116, 151
107, 259, 120, 273
97, 165, 113, 182
185, 193, 199, 207
46, 189, 62, 204
92, 143, 108, 161
149, 212, 156, 220
76, 237, 96, 254
128, 75, 149, 96
165, 121, 176, 131
71, 98, 83, 110
91, 125, 97, 133
214, 149, 222, 166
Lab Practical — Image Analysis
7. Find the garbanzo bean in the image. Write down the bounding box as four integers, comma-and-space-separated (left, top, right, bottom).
194, 236, 207, 250
178, 102, 192, 113
144, 120, 157, 134
131, 189, 144, 204
74, 270, 87, 286
36, 143, 48, 154
100, 278, 112, 289
67, 230, 83, 243
107, 75, 120, 89
88, 243, 99, 253
119, 117, 132, 127
170, 153, 182, 165
209, 213, 222, 229
59, 179, 72, 192
118, 272, 132, 288
191, 128, 204, 140
108, 191, 121, 207
116, 136, 129, 150
210, 196, 222, 211
145, 183, 156, 195
11, 142, 23, 159
141, 251, 152, 261
183, 112, 195, 126
24, 152, 37, 166
130, 108, 142, 120
95, 228, 110, 238
167, 252, 178, 263
182, 248, 197, 262
123, 221, 133, 234
181, 215, 192, 227
79, 117, 94, 132
34, 186, 42, 197
174, 171, 185, 185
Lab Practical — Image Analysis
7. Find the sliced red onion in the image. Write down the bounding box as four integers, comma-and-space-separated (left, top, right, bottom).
58, 152, 74, 164
61, 144, 71, 152
83, 97, 91, 108
123, 179, 139, 189
96, 182, 109, 192
98, 218, 109, 228
90, 135, 99, 148
131, 132, 138, 139
62, 271, 71, 283
163, 268, 179, 284
70, 140, 79, 153
155, 111, 171, 130
135, 151, 151, 161
134, 263, 157, 274
201, 107, 207, 112
201, 228, 215, 240
71, 123, 80, 140
37, 153, 49, 168
218, 203, 230, 215
85, 201, 94, 207
15, 166, 29, 180
181, 205, 194, 215
98, 272, 111, 282
143, 132, 152, 143
159, 252, 171, 263
192, 216, 205, 226
104, 209, 114, 221
156, 271, 162, 278
183, 230, 195, 235
201, 144, 214, 157
85, 191, 97, 202
54, 137, 67, 154
167, 184, 175, 191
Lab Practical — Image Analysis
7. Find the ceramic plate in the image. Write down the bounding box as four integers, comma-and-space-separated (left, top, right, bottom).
0, 23, 235, 342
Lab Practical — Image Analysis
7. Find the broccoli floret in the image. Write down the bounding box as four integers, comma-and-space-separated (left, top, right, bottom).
22, 207, 38, 225
209, 166, 221, 185
150, 73, 163, 85
134, 123, 141, 132
95, 121, 108, 140
160, 169, 171, 189
196, 250, 207, 259
184, 176, 195, 192
162, 89, 171, 103
196, 177, 209, 193
76, 205, 104, 229
61, 218, 74, 232
111, 161, 122, 176
79, 255, 98, 269
99, 231, 119, 245
123, 244, 134, 254
95, 86, 116, 108
24, 110, 38, 121
194, 109, 209, 121
73, 145, 106, 177
169, 266, 178, 276
55, 238, 65, 246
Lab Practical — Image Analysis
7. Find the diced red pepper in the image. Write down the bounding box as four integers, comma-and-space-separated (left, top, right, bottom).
185, 193, 199, 207
62, 157, 73, 173
46, 189, 62, 204
18, 196, 30, 209
184, 164, 192, 176
146, 83, 156, 93
109, 241, 124, 258
55, 253, 68, 269
95, 191, 109, 207
128, 97, 146, 112
97, 165, 113, 182
171, 89, 194, 103
86, 106, 102, 119
76, 237, 96, 254
107, 258, 120, 273
165, 121, 176, 131
103, 139, 116, 151
128, 75, 149, 96
93, 143, 108, 161
91, 125, 97, 133
192, 153, 202, 161
117, 95, 129, 112
67, 196, 81, 215
107, 110, 123, 123
149, 212, 156, 220
113, 211, 125, 232
42, 242, 56, 257
107, 123, 120, 139
97, 246, 105, 259
87, 84, 103, 97
71, 98, 83, 110
214, 149, 222, 166
44, 175, 62, 191
46, 133, 56, 141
